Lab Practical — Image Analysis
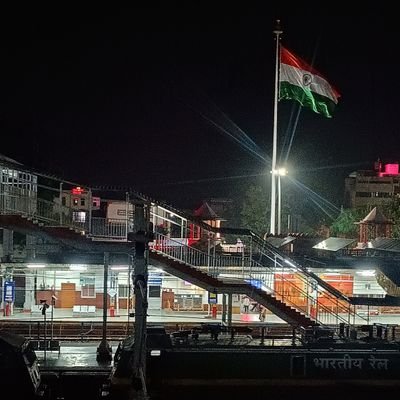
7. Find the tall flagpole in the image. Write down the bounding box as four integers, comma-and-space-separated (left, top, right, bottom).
270, 20, 282, 235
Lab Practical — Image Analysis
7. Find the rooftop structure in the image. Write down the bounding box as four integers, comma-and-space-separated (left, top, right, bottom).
345, 159, 400, 208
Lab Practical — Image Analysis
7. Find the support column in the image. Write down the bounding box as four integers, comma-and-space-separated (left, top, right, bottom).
96, 251, 112, 362
24, 235, 36, 312
132, 203, 149, 396
0, 271, 3, 312
2, 229, 13, 262
23, 274, 35, 312
26, 235, 37, 258
227, 293, 233, 328
222, 294, 227, 324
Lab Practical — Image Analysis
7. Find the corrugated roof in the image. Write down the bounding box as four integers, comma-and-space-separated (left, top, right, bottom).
369, 238, 400, 252
266, 236, 297, 248
313, 237, 356, 252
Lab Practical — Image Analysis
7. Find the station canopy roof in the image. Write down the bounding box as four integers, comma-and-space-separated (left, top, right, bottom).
369, 237, 400, 252
312, 237, 356, 252
266, 236, 297, 248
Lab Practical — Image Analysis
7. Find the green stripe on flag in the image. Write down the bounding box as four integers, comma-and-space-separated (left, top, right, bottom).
280, 81, 337, 118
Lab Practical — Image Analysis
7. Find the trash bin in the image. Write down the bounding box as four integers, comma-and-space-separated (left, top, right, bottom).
5, 302, 11, 316
211, 304, 217, 319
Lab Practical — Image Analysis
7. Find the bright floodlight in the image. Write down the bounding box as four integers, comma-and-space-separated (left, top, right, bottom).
111, 266, 129, 271
69, 264, 87, 271
271, 167, 288, 176
27, 264, 46, 268
278, 167, 288, 176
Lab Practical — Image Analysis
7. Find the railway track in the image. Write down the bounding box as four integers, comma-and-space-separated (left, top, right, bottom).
0, 320, 294, 341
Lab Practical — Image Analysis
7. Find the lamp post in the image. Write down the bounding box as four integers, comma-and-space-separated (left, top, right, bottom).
277, 167, 287, 235
270, 21, 283, 236
270, 167, 287, 235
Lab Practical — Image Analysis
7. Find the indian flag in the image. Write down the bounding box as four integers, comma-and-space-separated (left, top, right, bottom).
279, 46, 341, 118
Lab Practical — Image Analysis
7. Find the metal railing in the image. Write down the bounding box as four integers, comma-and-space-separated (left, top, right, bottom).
247, 233, 368, 325
0, 187, 369, 328
149, 232, 359, 327
0, 190, 131, 241
90, 217, 128, 241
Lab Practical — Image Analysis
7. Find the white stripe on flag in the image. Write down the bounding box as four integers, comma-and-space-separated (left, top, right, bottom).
280, 63, 339, 104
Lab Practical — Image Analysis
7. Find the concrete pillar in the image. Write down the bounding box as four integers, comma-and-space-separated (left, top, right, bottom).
132, 203, 149, 396
26, 235, 37, 258
23, 274, 35, 312
227, 293, 233, 328
2, 229, 13, 261
0, 272, 3, 312
96, 252, 112, 362
222, 294, 227, 324
24, 235, 37, 311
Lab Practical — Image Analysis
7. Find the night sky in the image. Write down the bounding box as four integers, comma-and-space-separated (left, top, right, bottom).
1, 7, 398, 211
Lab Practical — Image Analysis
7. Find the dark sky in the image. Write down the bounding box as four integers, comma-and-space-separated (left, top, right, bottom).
1, 7, 398, 210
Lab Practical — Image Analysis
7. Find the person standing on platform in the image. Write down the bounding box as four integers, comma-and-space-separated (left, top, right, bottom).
242, 296, 250, 313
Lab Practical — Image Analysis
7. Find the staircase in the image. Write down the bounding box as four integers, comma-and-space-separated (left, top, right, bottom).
150, 249, 316, 328
0, 187, 368, 329
149, 230, 368, 328
376, 270, 400, 296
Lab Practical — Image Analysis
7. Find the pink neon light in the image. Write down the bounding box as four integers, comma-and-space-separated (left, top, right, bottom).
385, 164, 399, 175
378, 163, 400, 177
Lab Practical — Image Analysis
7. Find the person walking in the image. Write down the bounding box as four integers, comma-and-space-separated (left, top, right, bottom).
242, 296, 250, 313
259, 306, 267, 322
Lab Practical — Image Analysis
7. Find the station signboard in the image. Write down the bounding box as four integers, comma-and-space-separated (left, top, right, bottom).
3, 281, 15, 302
208, 292, 217, 304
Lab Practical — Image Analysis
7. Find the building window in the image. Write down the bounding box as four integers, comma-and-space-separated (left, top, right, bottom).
119, 284, 130, 298
149, 285, 161, 298
365, 283, 371, 290
73, 211, 86, 223
73, 198, 79, 206
80, 198, 85, 207
62, 197, 66, 206
356, 192, 371, 197
80, 274, 95, 298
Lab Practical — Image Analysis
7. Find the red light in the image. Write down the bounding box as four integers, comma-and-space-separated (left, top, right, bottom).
71, 186, 84, 195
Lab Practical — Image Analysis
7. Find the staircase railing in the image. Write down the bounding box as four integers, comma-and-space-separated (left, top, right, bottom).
149, 232, 357, 327
250, 232, 351, 301
212, 227, 368, 326
0, 185, 369, 328
241, 260, 354, 326
0, 190, 130, 240
89, 217, 128, 241
249, 243, 365, 326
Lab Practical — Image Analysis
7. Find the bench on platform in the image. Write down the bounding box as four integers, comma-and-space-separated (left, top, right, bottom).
30, 339, 61, 354
72, 305, 96, 316
31, 305, 53, 315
